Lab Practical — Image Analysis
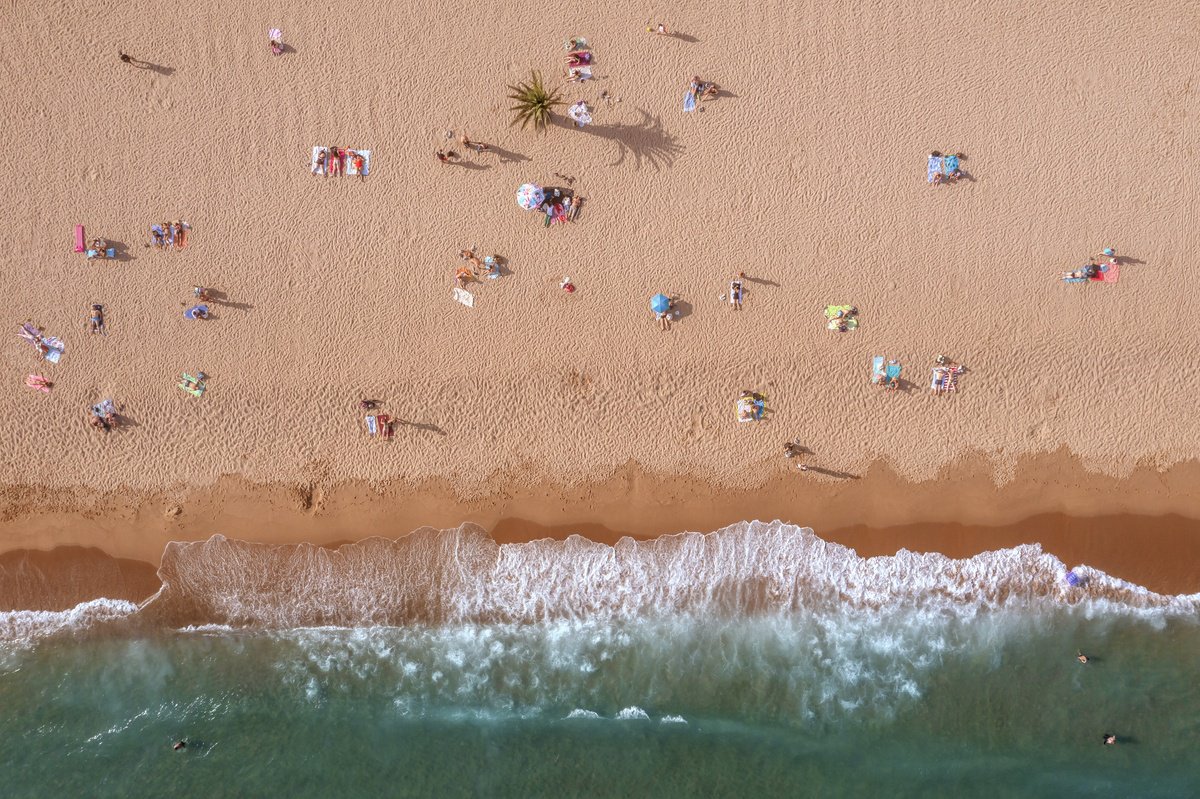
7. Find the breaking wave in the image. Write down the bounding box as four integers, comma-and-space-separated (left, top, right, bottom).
1, 521, 1197, 648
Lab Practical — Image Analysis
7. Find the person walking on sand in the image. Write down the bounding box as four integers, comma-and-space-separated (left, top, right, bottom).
647, 23, 669, 35
436, 149, 458, 164
119, 51, 132, 64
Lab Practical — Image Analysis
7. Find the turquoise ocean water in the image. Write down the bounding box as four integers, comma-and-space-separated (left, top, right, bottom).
1, 523, 1197, 797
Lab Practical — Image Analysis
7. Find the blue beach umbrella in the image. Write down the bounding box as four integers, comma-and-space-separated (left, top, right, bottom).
650, 293, 671, 314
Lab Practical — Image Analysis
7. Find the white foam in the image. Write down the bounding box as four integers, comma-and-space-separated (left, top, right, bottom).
0, 598, 140, 649
566, 709, 601, 720
660, 715, 688, 724
615, 706, 650, 720
135, 521, 1200, 631
5, 521, 1198, 648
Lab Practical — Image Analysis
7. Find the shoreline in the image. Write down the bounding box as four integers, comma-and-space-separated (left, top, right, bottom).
3, 451, 1199, 611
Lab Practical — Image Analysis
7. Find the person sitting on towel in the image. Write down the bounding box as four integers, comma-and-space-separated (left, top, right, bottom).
699, 82, 719, 101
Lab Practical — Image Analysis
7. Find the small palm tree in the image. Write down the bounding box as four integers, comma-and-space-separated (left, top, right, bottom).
507, 71, 563, 131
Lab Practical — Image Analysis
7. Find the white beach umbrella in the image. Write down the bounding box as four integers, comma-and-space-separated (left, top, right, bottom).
516, 183, 545, 211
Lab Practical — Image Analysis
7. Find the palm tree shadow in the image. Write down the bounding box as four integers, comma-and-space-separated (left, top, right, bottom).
557, 109, 684, 170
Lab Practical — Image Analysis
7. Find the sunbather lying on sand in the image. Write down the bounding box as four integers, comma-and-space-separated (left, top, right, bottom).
455, 266, 474, 289
313, 148, 327, 175
1062, 263, 1100, 280
349, 150, 367, 179
87, 304, 104, 334
566, 51, 592, 67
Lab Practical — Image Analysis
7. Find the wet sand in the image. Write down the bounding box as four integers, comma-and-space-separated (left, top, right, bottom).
3, 451, 1199, 611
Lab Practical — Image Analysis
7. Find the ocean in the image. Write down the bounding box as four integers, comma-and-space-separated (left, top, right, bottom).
1, 522, 1197, 797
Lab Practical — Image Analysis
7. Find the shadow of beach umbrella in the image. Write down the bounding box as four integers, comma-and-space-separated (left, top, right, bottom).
650, 293, 670, 314
516, 183, 545, 211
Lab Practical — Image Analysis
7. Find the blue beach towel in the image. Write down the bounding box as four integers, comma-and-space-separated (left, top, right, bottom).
871, 356, 885, 382
927, 155, 944, 183
885, 361, 903, 382
943, 154, 959, 174
683, 89, 697, 112
365, 415, 378, 436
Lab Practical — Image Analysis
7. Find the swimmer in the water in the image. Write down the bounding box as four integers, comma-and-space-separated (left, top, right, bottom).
1102, 733, 1117, 745
1077, 651, 1089, 664
173, 740, 187, 751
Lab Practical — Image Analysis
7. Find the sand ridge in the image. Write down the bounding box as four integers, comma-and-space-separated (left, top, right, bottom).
2, 1, 1199, 494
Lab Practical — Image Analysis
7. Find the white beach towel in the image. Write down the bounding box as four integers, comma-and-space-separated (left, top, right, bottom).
453, 287, 474, 307
311, 146, 328, 175
346, 150, 371, 176
43, 336, 64, 364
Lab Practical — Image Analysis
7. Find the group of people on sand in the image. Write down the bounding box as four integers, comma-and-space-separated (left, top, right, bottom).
1061, 249, 1117, 281
928, 151, 965, 184
454, 249, 501, 288
436, 133, 490, 164
151, 220, 190, 249
312, 146, 368, 178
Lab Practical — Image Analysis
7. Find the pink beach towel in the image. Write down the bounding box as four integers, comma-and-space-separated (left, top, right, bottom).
1093, 264, 1120, 283
74, 225, 85, 253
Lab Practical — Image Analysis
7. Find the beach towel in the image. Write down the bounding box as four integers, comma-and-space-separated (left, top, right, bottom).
730, 280, 743, 304
178, 373, 205, 397
1094, 264, 1120, 283
931, 366, 962, 395
683, 89, 697, 112
18, 323, 40, 347
346, 150, 371, 177
736, 397, 765, 422
365, 415, 378, 436
42, 336, 64, 364
564, 36, 588, 50
824, 305, 858, 331
927, 155, 944, 183
92, 399, 116, 417
74, 225, 85, 253
871, 356, 885, 383
176, 221, 191, 248
453, 287, 474, 307
885, 361, 903, 384
151, 224, 165, 247
568, 66, 593, 81
25, 374, 51, 393
184, 304, 209, 320
483, 255, 501, 279
378, 414, 394, 440
311, 146, 328, 175
943, 154, 959, 174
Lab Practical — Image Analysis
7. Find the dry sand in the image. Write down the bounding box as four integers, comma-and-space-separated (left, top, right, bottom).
2, 1, 1200, 597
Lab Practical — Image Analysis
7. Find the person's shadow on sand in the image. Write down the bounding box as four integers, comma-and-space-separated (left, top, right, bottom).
205, 289, 254, 313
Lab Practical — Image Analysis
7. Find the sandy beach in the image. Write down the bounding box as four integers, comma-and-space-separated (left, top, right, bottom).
3, 0, 1200, 604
